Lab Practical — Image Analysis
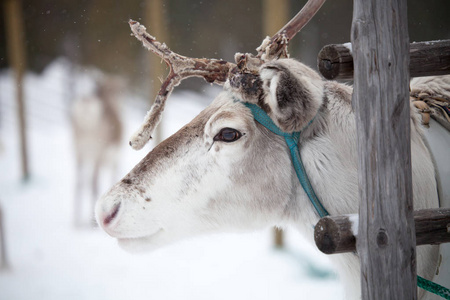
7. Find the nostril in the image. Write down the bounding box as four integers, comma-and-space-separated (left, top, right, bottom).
104, 202, 121, 226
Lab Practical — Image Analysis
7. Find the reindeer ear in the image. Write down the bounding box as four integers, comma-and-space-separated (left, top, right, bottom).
259, 59, 324, 133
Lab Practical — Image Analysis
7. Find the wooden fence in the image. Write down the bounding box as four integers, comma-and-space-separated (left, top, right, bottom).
314, 0, 450, 299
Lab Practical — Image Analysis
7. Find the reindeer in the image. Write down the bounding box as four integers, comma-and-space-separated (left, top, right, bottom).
95, 1, 448, 299
72, 76, 123, 227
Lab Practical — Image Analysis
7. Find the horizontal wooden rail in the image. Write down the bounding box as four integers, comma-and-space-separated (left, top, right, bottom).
314, 208, 450, 255
317, 40, 450, 80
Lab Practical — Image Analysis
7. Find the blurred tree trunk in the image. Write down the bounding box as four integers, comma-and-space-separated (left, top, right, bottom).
0, 205, 8, 270
4, 0, 29, 180
263, 0, 289, 248
263, 0, 289, 37
146, 0, 168, 144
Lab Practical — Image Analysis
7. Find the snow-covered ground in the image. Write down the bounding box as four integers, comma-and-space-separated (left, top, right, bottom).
0, 60, 343, 300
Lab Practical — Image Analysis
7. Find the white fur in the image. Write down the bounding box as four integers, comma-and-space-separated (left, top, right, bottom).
96, 60, 447, 299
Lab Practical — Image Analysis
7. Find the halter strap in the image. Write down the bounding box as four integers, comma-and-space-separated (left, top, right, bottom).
241, 101, 329, 218
241, 100, 450, 298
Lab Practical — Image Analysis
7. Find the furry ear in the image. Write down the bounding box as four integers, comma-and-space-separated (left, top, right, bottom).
259, 59, 324, 133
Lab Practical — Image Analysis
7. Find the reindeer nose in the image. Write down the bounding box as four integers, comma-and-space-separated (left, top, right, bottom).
103, 202, 121, 226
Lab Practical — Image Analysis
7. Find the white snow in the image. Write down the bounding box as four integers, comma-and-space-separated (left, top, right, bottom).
342, 42, 352, 53
0, 59, 343, 300
349, 214, 359, 237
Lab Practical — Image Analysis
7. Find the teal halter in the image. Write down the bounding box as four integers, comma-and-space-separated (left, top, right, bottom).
241, 101, 329, 218
242, 101, 450, 298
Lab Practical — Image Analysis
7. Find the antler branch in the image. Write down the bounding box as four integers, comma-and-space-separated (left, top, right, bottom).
129, 0, 325, 150
256, 0, 326, 60
128, 20, 235, 150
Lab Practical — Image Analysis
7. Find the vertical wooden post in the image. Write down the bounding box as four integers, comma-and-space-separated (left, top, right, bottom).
4, 0, 29, 180
146, 0, 168, 144
351, 0, 416, 299
263, 0, 289, 248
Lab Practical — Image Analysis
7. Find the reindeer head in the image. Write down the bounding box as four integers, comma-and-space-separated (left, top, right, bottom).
95, 0, 326, 252
95, 58, 326, 252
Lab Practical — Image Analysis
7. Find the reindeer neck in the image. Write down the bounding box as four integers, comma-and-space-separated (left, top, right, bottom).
241, 100, 330, 218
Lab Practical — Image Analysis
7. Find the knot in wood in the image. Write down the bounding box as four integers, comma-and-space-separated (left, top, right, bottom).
376, 230, 388, 248
323, 59, 332, 71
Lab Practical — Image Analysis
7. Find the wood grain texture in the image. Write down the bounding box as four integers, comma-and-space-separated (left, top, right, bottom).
314, 214, 356, 254
314, 208, 450, 254
317, 40, 450, 80
317, 44, 354, 80
351, 0, 417, 299
410, 40, 450, 77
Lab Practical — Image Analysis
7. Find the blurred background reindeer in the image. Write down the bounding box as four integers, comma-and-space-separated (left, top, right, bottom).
71, 75, 124, 227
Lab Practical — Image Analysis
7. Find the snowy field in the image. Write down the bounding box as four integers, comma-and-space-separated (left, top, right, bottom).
0, 60, 343, 300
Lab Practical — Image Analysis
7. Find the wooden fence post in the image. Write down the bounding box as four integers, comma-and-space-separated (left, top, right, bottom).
351, 0, 417, 299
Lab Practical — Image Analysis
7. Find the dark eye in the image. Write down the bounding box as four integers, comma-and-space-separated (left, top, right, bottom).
213, 128, 242, 143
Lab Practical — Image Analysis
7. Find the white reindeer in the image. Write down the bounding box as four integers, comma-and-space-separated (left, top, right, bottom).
72, 76, 123, 227
95, 57, 448, 299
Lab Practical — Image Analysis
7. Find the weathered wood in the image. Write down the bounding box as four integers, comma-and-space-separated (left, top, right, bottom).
314, 214, 357, 255
318, 40, 450, 80
415, 208, 450, 246
314, 208, 450, 254
351, 0, 417, 299
4, 0, 29, 180
410, 40, 450, 77
317, 43, 354, 80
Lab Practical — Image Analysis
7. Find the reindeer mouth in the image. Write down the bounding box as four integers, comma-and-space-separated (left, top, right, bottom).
117, 228, 164, 252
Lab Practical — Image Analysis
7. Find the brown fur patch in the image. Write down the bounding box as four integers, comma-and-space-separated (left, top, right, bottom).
123, 103, 219, 184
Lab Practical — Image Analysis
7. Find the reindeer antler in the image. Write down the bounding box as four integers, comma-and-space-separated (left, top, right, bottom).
129, 0, 325, 150
256, 0, 326, 60
128, 20, 235, 150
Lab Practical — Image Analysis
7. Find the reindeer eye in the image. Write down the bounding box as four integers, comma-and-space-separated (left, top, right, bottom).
214, 128, 242, 143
